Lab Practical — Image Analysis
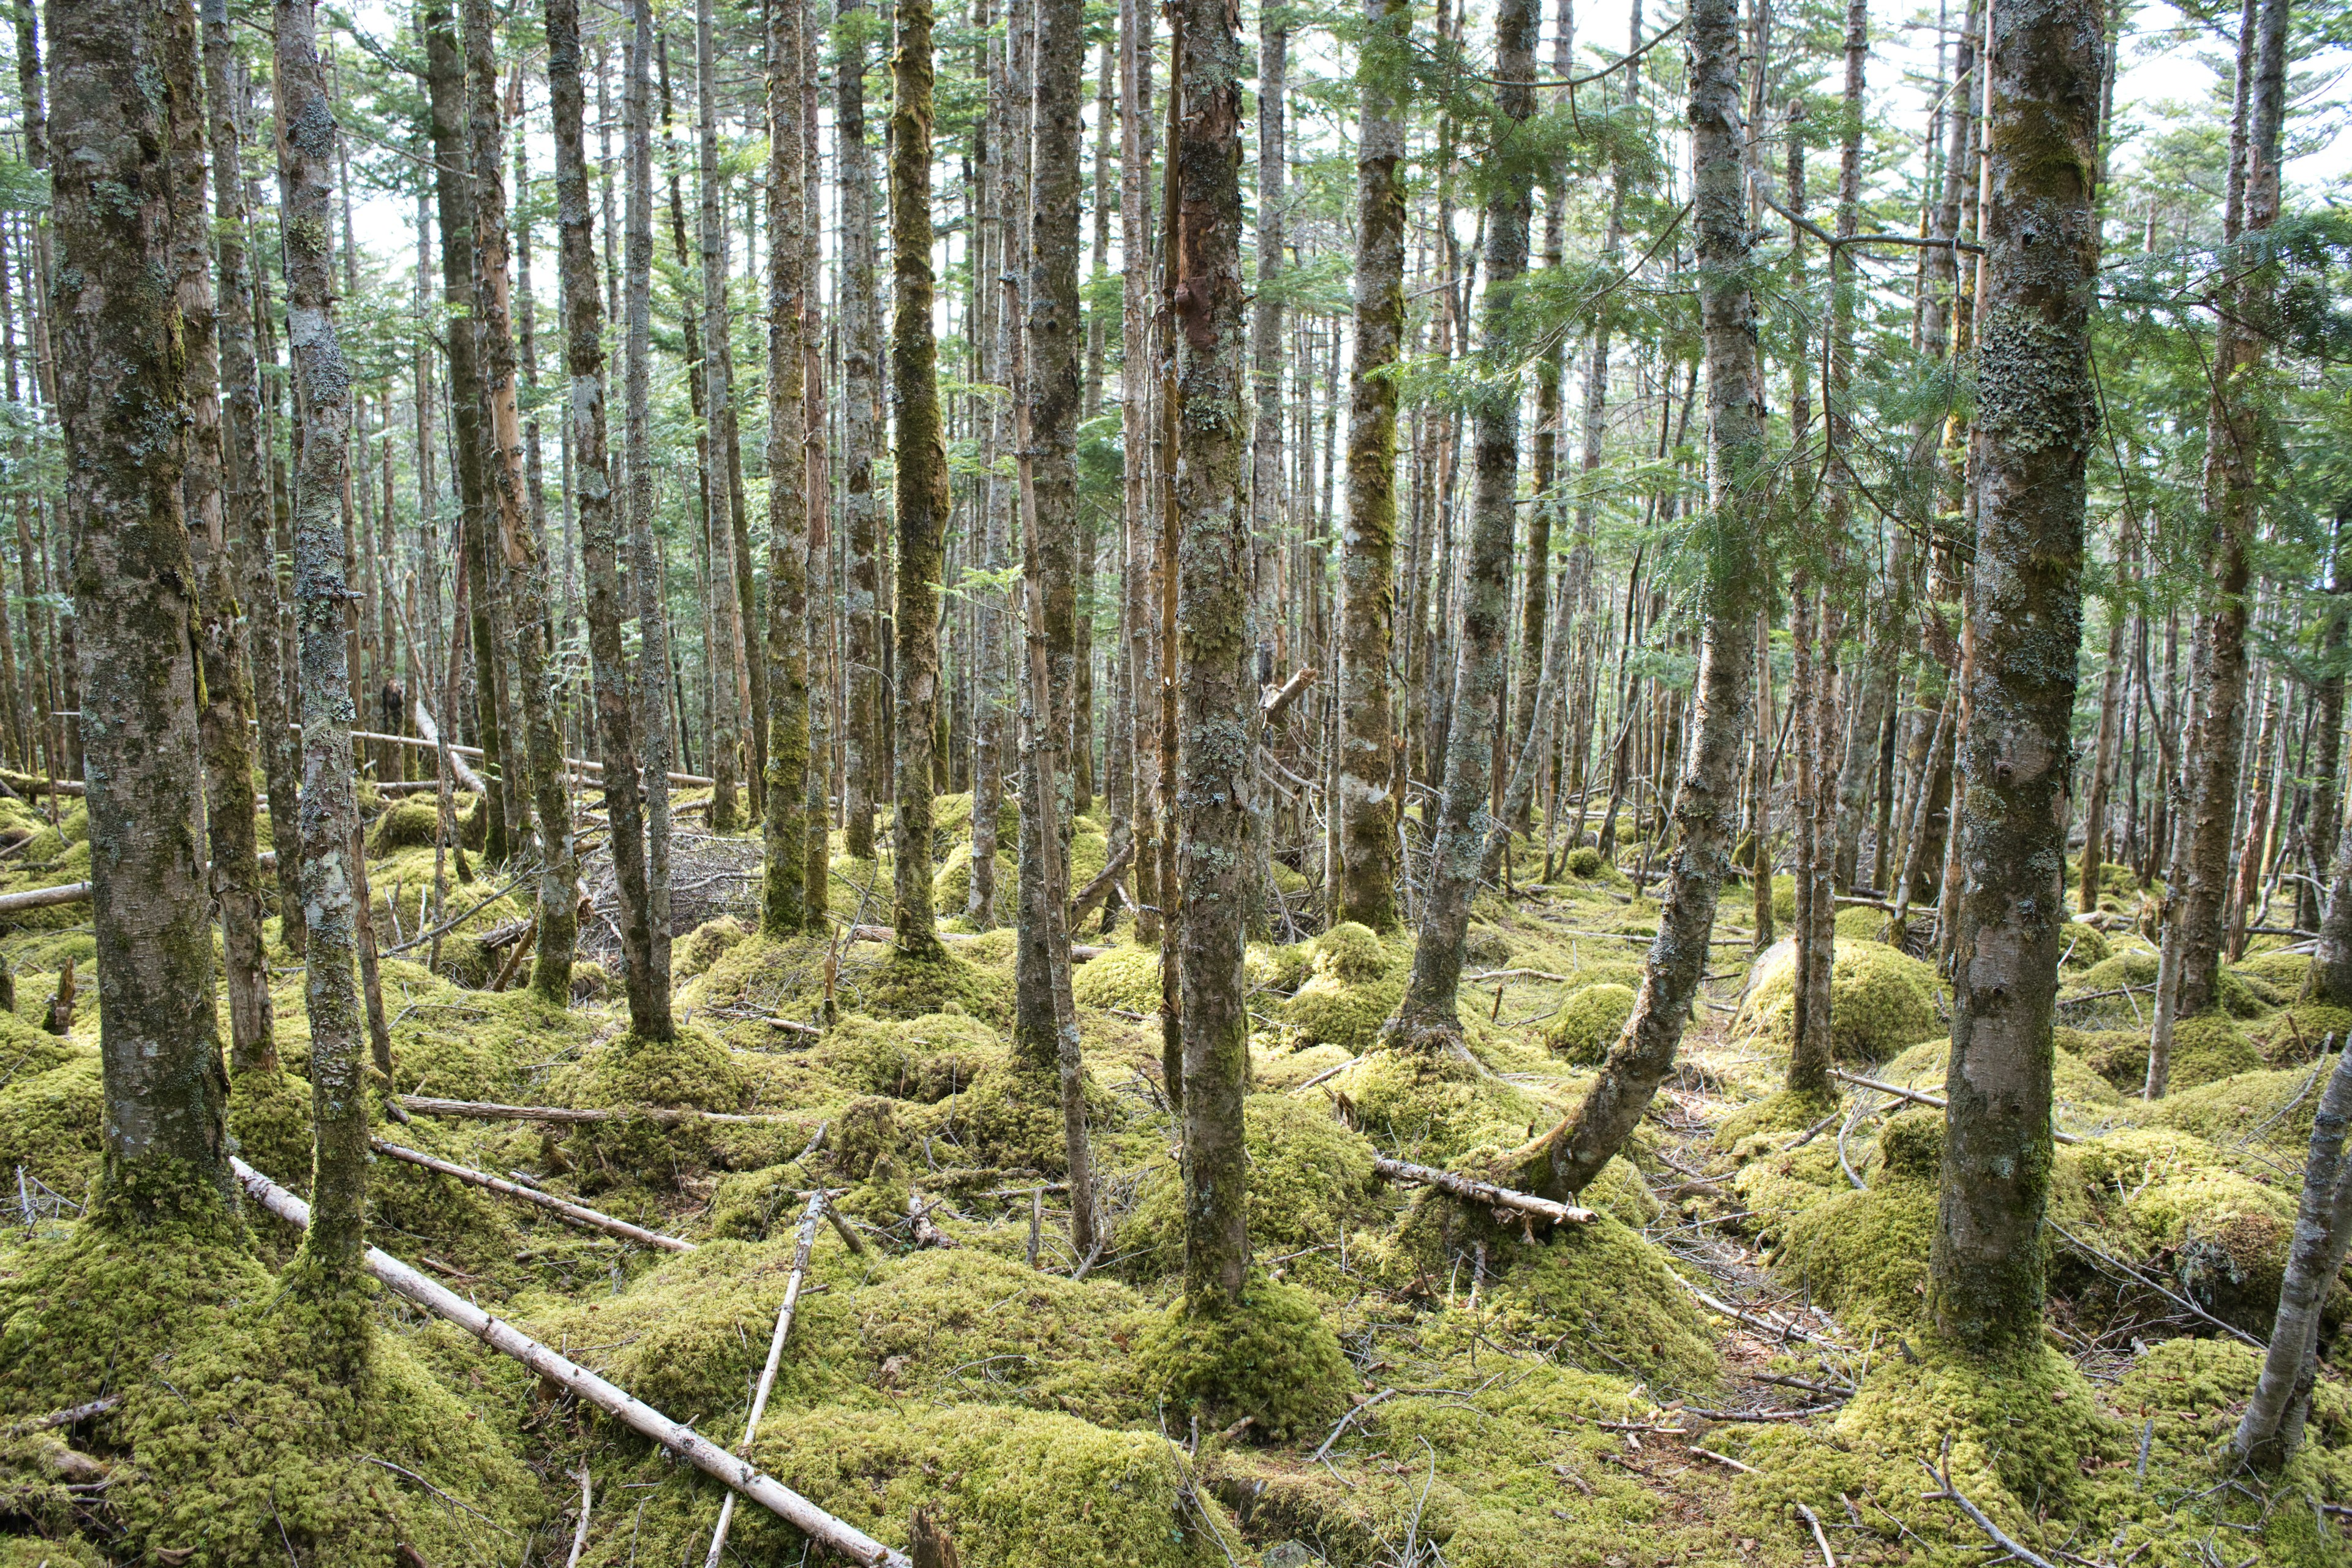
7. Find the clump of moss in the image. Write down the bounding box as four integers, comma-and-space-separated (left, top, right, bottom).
2059, 919, 2113, 970
817, 1009, 1006, 1102
1490, 1214, 1722, 1390
2085, 1014, 2261, 1093
1280, 970, 1404, 1055
227, 1065, 315, 1194
2253, 1000, 2352, 1063
2233, 948, 2312, 998
676, 914, 748, 978
1340, 1048, 1548, 1163
1564, 845, 1605, 879
1245, 938, 1313, 997
0, 1049, 101, 1202
1734, 938, 1939, 1063
1832, 905, 1889, 943
1117, 1096, 1386, 1289
853, 949, 1014, 1028
559, 1023, 748, 1185
1542, 982, 1636, 1066
1136, 1277, 1353, 1442
1774, 1112, 1942, 1332
1314, 921, 1395, 984
832, 1094, 900, 1179
2147, 1056, 2336, 1145
932, 843, 1018, 924
1068, 940, 1162, 1014
364, 797, 442, 854
1712, 1086, 1838, 1151
909, 1060, 1121, 1174
1877, 1035, 2122, 1123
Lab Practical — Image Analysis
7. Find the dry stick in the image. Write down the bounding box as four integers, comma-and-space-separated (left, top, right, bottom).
5, 1395, 119, 1436
1370, 1156, 1597, 1225
1689, 1445, 1757, 1474
2045, 1219, 2264, 1348
1287, 1054, 1364, 1095
843, 923, 1109, 962
397, 1095, 805, 1128
1921, 1433, 2059, 1568
1829, 1068, 2082, 1144
564, 1463, 593, 1568
230, 1159, 910, 1567
704, 1191, 829, 1568
1793, 1501, 1837, 1567
1310, 1387, 1398, 1463
371, 1139, 695, 1251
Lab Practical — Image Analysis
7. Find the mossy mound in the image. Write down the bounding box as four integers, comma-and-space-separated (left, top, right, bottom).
1339, 1049, 1549, 1163
2058, 919, 2113, 970
1490, 1213, 1722, 1390
929, 789, 1020, 850
1564, 844, 1605, 878
853, 949, 1015, 1028
675, 913, 748, 978
1245, 938, 1313, 997
1136, 1278, 1353, 1442
1873, 1038, 2124, 1131
557, 1024, 748, 1185
2085, 1013, 2261, 1093
1831, 904, 1889, 943
2070, 946, 2157, 998
1733, 938, 1940, 1063
0, 1049, 102, 1202
816, 1009, 1005, 1102
1712, 1085, 1839, 1150
1117, 1096, 1385, 1289
364, 797, 442, 854
1279, 970, 1403, 1054
932, 842, 1017, 921
2253, 1000, 2352, 1063
1068, 940, 1162, 1014
2146, 1055, 2339, 1145
226, 1066, 316, 1194
1313, 921, 1396, 984
2233, 948, 2312, 997
1541, 982, 1636, 1066
910, 1060, 1121, 1174
1774, 1111, 1942, 1332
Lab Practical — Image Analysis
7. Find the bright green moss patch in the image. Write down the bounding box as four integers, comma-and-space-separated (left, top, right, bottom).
1734, 938, 1940, 1063
1775, 1163, 1939, 1332
557, 1023, 747, 1185
1313, 921, 1395, 983
364, 796, 442, 853
853, 949, 1015, 1027
1833, 904, 1888, 942
0, 1049, 101, 1202
1279, 970, 1403, 1054
2086, 1013, 2260, 1093
675, 914, 748, 978
1564, 843, 1605, 878
2059, 919, 2113, 970
226, 1065, 315, 1194
1117, 1096, 1385, 1290
1069, 940, 1163, 1014
1490, 1213, 1722, 1390
2146, 1055, 2336, 1145
1338, 1047, 1549, 1162
816, 1009, 1005, 1101
1541, 982, 1635, 1065
932, 842, 1017, 921
908, 1059, 1122, 1173
1712, 1085, 1838, 1151
1136, 1277, 1352, 1442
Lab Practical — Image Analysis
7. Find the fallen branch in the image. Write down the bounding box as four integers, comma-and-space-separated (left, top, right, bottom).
1689, 1446, 1757, 1475
1287, 1055, 1363, 1095
704, 1192, 830, 1567
1920, 1433, 2057, 1568
846, 924, 1106, 962
1670, 1273, 1839, 1348
1370, 1156, 1596, 1226
2046, 1219, 2263, 1348
1793, 1500, 1838, 1567
5, 1396, 120, 1437
0, 850, 281, 916
564, 1463, 593, 1568
766, 1016, 824, 1038
396, 1095, 804, 1129
1067, 841, 1134, 929
230, 1159, 909, 1568
1829, 1069, 2081, 1145
371, 1139, 694, 1252
1683, 1403, 1842, 1423
1310, 1387, 1397, 1463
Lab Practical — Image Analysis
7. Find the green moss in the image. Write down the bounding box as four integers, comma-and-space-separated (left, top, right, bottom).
1136, 1278, 1353, 1442
816, 1009, 1006, 1102
1733, 938, 1940, 1063
1565, 844, 1604, 879
853, 949, 1015, 1028
1068, 940, 1162, 1014
1831, 904, 1889, 943
364, 797, 442, 854
0, 1050, 101, 1202
2146, 1056, 2338, 1145
932, 842, 1017, 921
1116, 1096, 1385, 1289
557, 1024, 748, 1185
2233, 948, 2312, 996
1268, 859, 1308, 894
2073, 947, 2157, 995
2085, 1014, 2261, 1093
1339, 1049, 1548, 1163
675, 914, 748, 978
1542, 982, 1636, 1066
1490, 1213, 1722, 1390
1775, 1166, 1939, 1332
910, 1060, 1121, 1173
1712, 1086, 1838, 1151
1245, 939, 1313, 997
1313, 921, 1395, 983
2059, 919, 2113, 970
2253, 1001, 2352, 1063
226, 1066, 315, 1195
1279, 970, 1403, 1054
1878, 1035, 2122, 1118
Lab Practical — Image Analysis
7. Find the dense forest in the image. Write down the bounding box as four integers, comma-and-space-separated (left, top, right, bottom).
0, 0, 2348, 1558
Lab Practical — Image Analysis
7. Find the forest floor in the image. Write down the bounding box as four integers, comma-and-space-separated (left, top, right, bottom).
0, 782, 2350, 1566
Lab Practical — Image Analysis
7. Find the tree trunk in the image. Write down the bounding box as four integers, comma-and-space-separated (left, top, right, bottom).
277, 0, 370, 1294
624, 0, 677, 1031
2232, 1046, 2352, 1468
1170, 0, 1252, 1303
550, 0, 658, 1035
688, 0, 744, 835
1119, 0, 1162, 948
760, 0, 811, 935
51, 0, 232, 1225
837, 0, 880, 865
1518, 0, 1763, 1201
1926, 0, 2099, 1355
1385, 0, 1535, 1058
891, 0, 948, 960
1335, 0, 1407, 935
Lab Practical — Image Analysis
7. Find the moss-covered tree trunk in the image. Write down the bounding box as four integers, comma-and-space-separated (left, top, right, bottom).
1335, 0, 1407, 935
551, 0, 658, 1035
1384, 0, 1535, 1058
467, 0, 578, 1000
890, 0, 948, 960
2302, 524, 2346, 938
1926, 0, 2101, 1355
185, 0, 273, 1075
624, 0, 677, 1031
761, 0, 810, 935
1519, 0, 1763, 1202
1171, 0, 1253, 1303
693, 0, 744, 837
837, 0, 882, 866
277, 0, 370, 1292
1022, 0, 1100, 1256
1119, 0, 1163, 949
53, 0, 232, 1224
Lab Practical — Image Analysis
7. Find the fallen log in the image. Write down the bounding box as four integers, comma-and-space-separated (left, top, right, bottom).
0, 849, 281, 916
397, 1095, 805, 1129
0, 771, 82, 797
1828, 1069, 2081, 1145
1066, 841, 1134, 929
371, 1139, 695, 1252
846, 924, 1106, 962
230, 1159, 908, 1567
1370, 1156, 1596, 1226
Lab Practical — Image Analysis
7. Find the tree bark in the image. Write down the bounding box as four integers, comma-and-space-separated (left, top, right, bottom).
761, 0, 811, 934
277, 0, 370, 1294
51, 0, 232, 1225
687, 0, 745, 835
1926, 0, 2100, 1356
837, 0, 882, 865
1335, 0, 1407, 934
1118, 0, 1162, 946
891, 0, 948, 960
1385, 0, 1536, 1058
624, 0, 677, 1031
1518, 0, 1763, 1200
1170, 0, 1252, 1303
2232, 1046, 2352, 1468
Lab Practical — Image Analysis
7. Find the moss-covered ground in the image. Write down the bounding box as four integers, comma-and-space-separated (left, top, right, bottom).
6, 798, 2352, 1564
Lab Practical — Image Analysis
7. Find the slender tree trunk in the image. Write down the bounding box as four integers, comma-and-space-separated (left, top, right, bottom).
1520, 0, 1764, 1200
892, 0, 948, 959
1928, 0, 2099, 1354
625, 0, 677, 1030
837, 0, 881, 864
2233, 1046, 2352, 1468
1386, 0, 1536, 1057
52, 0, 231, 1224
761, 0, 810, 933
1335, 0, 1407, 934
2078, 543, 2132, 911
1120, 0, 1162, 947
689, 0, 744, 835
277, 0, 369, 1295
